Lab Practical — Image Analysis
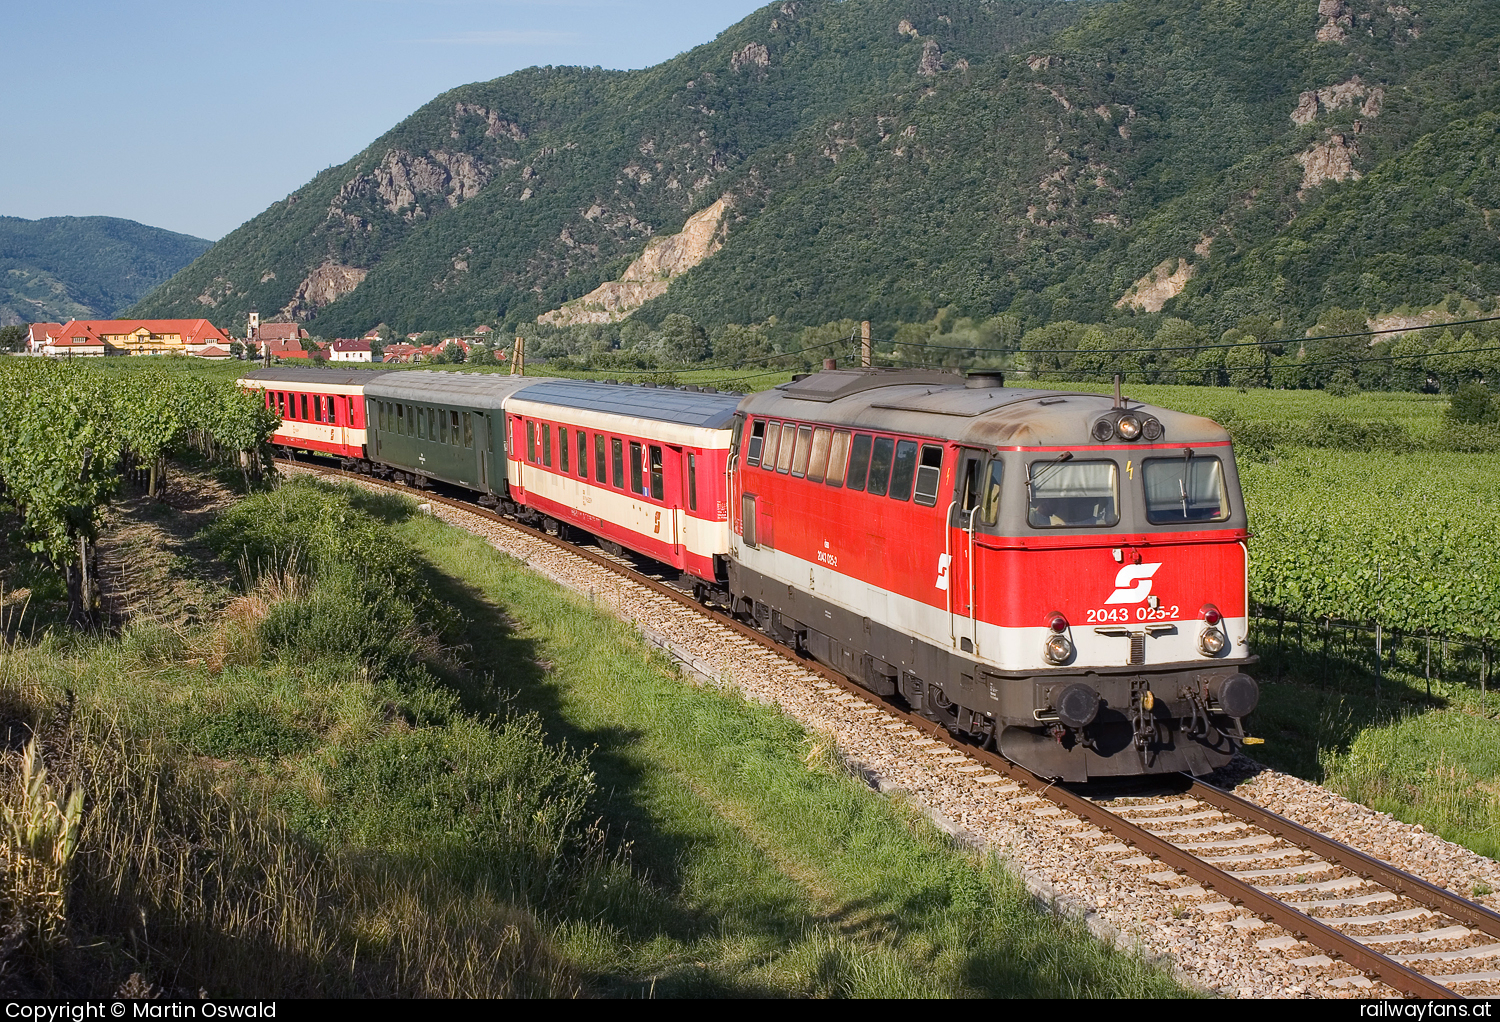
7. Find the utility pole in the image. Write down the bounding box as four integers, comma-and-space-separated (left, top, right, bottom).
861, 320, 871, 367
511, 335, 525, 376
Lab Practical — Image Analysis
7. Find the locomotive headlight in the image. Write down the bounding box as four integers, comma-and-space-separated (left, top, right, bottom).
1116, 413, 1142, 440
1091, 418, 1115, 442
1198, 626, 1227, 656
1044, 633, 1074, 665
1141, 416, 1163, 441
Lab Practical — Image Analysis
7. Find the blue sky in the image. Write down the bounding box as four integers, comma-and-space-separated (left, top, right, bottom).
2, 1, 765, 241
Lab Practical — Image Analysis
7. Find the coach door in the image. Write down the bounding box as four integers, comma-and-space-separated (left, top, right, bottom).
475, 412, 490, 490
947, 448, 987, 654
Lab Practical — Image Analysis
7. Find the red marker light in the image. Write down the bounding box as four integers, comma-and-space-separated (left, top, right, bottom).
1201, 605, 1222, 626
1047, 613, 1068, 633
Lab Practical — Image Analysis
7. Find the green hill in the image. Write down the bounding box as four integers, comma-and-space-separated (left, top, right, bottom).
128, 0, 1500, 339
0, 216, 212, 324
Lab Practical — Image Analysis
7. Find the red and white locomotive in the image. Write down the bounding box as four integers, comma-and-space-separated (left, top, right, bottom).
726, 368, 1257, 781
244, 364, 1258, 780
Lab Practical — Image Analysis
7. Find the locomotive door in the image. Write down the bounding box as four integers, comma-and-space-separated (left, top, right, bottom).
947, 449, 987, 654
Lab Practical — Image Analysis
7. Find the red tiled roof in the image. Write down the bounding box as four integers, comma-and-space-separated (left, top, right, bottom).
195, 346, 232, 359
331, 339, 372, 352
28, 323, 61, 343
256, 323, 307, 342
54, 319, 230, 346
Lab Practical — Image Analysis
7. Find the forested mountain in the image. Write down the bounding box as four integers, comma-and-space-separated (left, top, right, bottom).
0, 217, 212, 325
129, 0, 1500, 341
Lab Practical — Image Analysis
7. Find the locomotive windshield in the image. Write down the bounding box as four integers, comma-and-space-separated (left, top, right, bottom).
1027, 460, 1119, 528
1143, 454, 1229, 524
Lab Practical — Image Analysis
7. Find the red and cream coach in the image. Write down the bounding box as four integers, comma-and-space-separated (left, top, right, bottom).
240, 368, 390, 466
726, 368, 1259, 781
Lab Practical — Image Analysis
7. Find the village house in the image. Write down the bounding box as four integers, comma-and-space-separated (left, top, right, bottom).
35, 319, 229, 356
329, 339, 373, 362
381, 343, 419, 363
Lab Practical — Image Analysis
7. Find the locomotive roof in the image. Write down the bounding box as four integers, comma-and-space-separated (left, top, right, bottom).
241, 367, 394, 387
744, 368, 1232, 447
509, 379, 742, 429
364, 371, 555, 410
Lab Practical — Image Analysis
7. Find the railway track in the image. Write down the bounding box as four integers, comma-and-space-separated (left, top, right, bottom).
285, 458, 1500, 998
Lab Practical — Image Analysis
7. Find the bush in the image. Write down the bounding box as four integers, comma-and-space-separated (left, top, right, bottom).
1446, 382, 1497, 425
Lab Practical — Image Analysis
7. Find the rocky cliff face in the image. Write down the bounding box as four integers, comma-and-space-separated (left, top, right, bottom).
538, 197, 729, 325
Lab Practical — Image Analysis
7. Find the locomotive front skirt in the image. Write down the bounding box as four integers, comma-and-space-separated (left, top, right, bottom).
242, 365, 1259, 781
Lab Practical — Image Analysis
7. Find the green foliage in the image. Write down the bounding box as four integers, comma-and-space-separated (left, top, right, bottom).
0, 216, 210, 322
1448, 382, 1498, 424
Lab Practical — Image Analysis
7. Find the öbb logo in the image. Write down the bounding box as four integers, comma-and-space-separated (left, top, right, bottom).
1105, 563, 1162, 605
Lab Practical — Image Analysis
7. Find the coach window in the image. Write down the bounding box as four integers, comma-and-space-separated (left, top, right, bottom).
542, 424, 552, 466
807, 428, 832, 483
450, 411, 460, 444
867, 437, 896, 497
527, 421, 536, 462
913, 445, 943, 507
888, 440, 919, 501
1028, 460, 1118, 528
464, 413, 473, 449
396, 403, 404, 433
419, 407, 428, 440
406, 405, 415, 436
688, 454, 698, 511
981, 461, 1004, 527
760, 422, 781, 471
845, 434, 873, 491
577, 431, 588, 478
649, 445, 664, 500
300, 394, 309, 420
559, 428, 570, 473
790, 426, 813, 478
440, 409, 450, 444
746, 420, 766, 466
348, 397, 356, 424
612, 438, 624, 488
775, 424, 797, 474
313, 397, 322, 423
629, 442, 644, 495
595, 434, 607, 482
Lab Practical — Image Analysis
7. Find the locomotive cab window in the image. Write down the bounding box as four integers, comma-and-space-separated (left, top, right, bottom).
747, 420, 765, 467
913, 445, 943, 507
1143, 455, 1229, 524
981, 461, 1004, 527
1027, 460, 1118, 528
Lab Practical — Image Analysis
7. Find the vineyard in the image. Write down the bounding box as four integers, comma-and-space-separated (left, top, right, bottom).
0, 358, 278, 626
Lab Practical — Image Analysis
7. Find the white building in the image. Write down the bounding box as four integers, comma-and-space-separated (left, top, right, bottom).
329, 339, 373, 363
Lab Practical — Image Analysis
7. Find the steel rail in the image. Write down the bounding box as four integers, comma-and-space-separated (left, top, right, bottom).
281, 458, 1472, 998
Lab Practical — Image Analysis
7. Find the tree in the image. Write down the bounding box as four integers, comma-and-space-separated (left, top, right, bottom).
658, 314, 709, 364
1447, 382, 1497, 424
0, 325, 25, 352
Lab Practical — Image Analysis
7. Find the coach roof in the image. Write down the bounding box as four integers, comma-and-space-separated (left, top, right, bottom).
242, 368, 394, 387
364, 371, 555, 411
509, 379, 742, 430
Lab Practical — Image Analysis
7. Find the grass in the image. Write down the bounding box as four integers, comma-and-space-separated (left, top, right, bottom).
0, 477, 1186, 997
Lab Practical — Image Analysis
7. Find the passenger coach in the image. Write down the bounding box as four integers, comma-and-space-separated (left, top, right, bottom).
728, 368, 1259, 781
241, 368, 390, 465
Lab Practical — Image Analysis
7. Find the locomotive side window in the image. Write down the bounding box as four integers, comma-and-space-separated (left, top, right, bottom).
1143, 456, 1229, 523
559, 428, 570, 473
775, 425, 796, 474
527, 421, 536, 463
760, 421, 781, 470
595, 434, 607, 482
746, 420, 765, 467
845, 434, 873, 491
1027, 460, 1118, 528
807, 428, 832, 483
542, 424, 552, 467
980, 461, 1003, 526
612, 438, 624, 488
867, 437, 895, 497
825, 431, 850, 488
889, 440, 918, 501
630, 442, 644, 495
577, 431, 588, 477
913, 445, 943, 507
649, 445, 664, 500
790, 426, 813, 478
